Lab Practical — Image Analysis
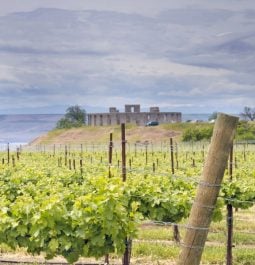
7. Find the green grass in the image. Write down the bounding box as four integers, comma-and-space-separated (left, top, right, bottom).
132, 242, 179, 261
132, 242, 255, 264
134, 207, 255, 264
138, 226, 175, 241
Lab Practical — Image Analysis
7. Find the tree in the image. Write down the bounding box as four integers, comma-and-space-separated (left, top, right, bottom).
208, 112, 217, 121
240, 106, 255, 121
56, 105, 87, 129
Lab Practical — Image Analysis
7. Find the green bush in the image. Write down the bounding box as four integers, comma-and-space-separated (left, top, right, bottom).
56, 105, 86, 129
182, 121, 255, 142
236, 121, 255, 140
56, 118, 83, 129
182, 125, 213, 142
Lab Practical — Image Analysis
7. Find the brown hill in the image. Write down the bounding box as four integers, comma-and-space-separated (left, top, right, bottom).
30, 125, 181, 145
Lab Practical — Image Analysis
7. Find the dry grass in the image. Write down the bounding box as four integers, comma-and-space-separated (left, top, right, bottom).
30, 125, 181, 145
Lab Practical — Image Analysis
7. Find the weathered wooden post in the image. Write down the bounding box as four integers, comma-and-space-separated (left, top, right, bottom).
7, 143, 10, 165
175, 141, 179, 169
153, 162, 156, 173
104, 135, 113, 265
178, 113, 238, 265
16, 148, 20, 160
72, 159, 76, 171
108, 132, 113, 178
170, 137, 180, 241
12, 155, 15, 167
121, 124, 126, 182
80, 143, 83, 156
145, 144, 148, 165
226, 145, 234, 265
121, 123, 131, 265
65, 145, 68, 166
170, 138, 174, 174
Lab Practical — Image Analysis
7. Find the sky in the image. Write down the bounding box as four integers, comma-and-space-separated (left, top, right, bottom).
0, 0, 254, 114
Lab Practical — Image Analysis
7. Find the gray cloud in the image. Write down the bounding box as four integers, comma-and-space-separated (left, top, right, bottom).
0, 4, 254, 114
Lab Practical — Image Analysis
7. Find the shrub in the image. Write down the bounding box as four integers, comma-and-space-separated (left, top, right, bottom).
182, 126, 213, 141
56, 105, 86, 129
236, 121, 255, 140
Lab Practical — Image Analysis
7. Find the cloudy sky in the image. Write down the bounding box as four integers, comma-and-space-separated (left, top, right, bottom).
0, 0, 254, 114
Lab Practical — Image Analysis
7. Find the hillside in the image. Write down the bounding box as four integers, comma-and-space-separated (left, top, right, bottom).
29, 120, 255, 146
30, 124, 182, 145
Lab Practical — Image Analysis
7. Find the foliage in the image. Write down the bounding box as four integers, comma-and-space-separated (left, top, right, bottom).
235, 121, 255, 140
0, 143, 255, 263
182, 121, 255, 141
240, 106, 255, 121
127, 176, 193, 223
56, 105, 86, 129
0, 153, 193, 263
0, 161, 138, 263
221, 179, 255, 209
182, 125, 213, 141
208, 112, 217, 121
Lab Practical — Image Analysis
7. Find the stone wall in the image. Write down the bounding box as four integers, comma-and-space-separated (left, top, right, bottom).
87, 109, 182, 126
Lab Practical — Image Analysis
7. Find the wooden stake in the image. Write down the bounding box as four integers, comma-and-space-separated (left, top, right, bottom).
175, 142, 179, 170
108, 133, 113, 178
178, 113, 238, 265
121, 123, 132, 265
170, 138, 174, 174
16, 148, 20, 160
145, 144, 148, 165
65, 145, 67, 166
7, 143, 10, 165
79, 159, 82, 168
121, 124, 126, 182
226, 145, 234, 265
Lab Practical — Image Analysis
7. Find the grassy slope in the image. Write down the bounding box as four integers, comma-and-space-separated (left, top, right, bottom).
31, 120, 255, 145
30, 123, 215, 145
30, 124, 179, 145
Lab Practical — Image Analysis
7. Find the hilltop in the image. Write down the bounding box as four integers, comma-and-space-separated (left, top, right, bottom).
30, 124, 183, 145
29, 120, 255, 146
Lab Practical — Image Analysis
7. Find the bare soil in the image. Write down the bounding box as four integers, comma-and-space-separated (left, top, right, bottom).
0, 253, 175, 265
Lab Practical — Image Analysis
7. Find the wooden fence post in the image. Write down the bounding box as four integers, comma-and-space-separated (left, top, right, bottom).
178, 113, 238, 265
104, 135, 113, 265
170, 138, 181, 242
121, 123, 131, 265
170, 138, 174, 174
175, 142, 179, 169
65, 145, 67, 166
121, 124, 126, 182
226, 145, 234, 265
7, 143, 10, 165
145, 144, 148, 165
108, 132, 113, 178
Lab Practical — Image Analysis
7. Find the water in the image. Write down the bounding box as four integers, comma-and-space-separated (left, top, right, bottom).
0, 114, 63, 146
0, 113, 210, 147
182, 113, 210, 122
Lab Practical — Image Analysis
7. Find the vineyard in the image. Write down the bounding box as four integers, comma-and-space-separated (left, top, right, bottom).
0, 123, 255, 264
